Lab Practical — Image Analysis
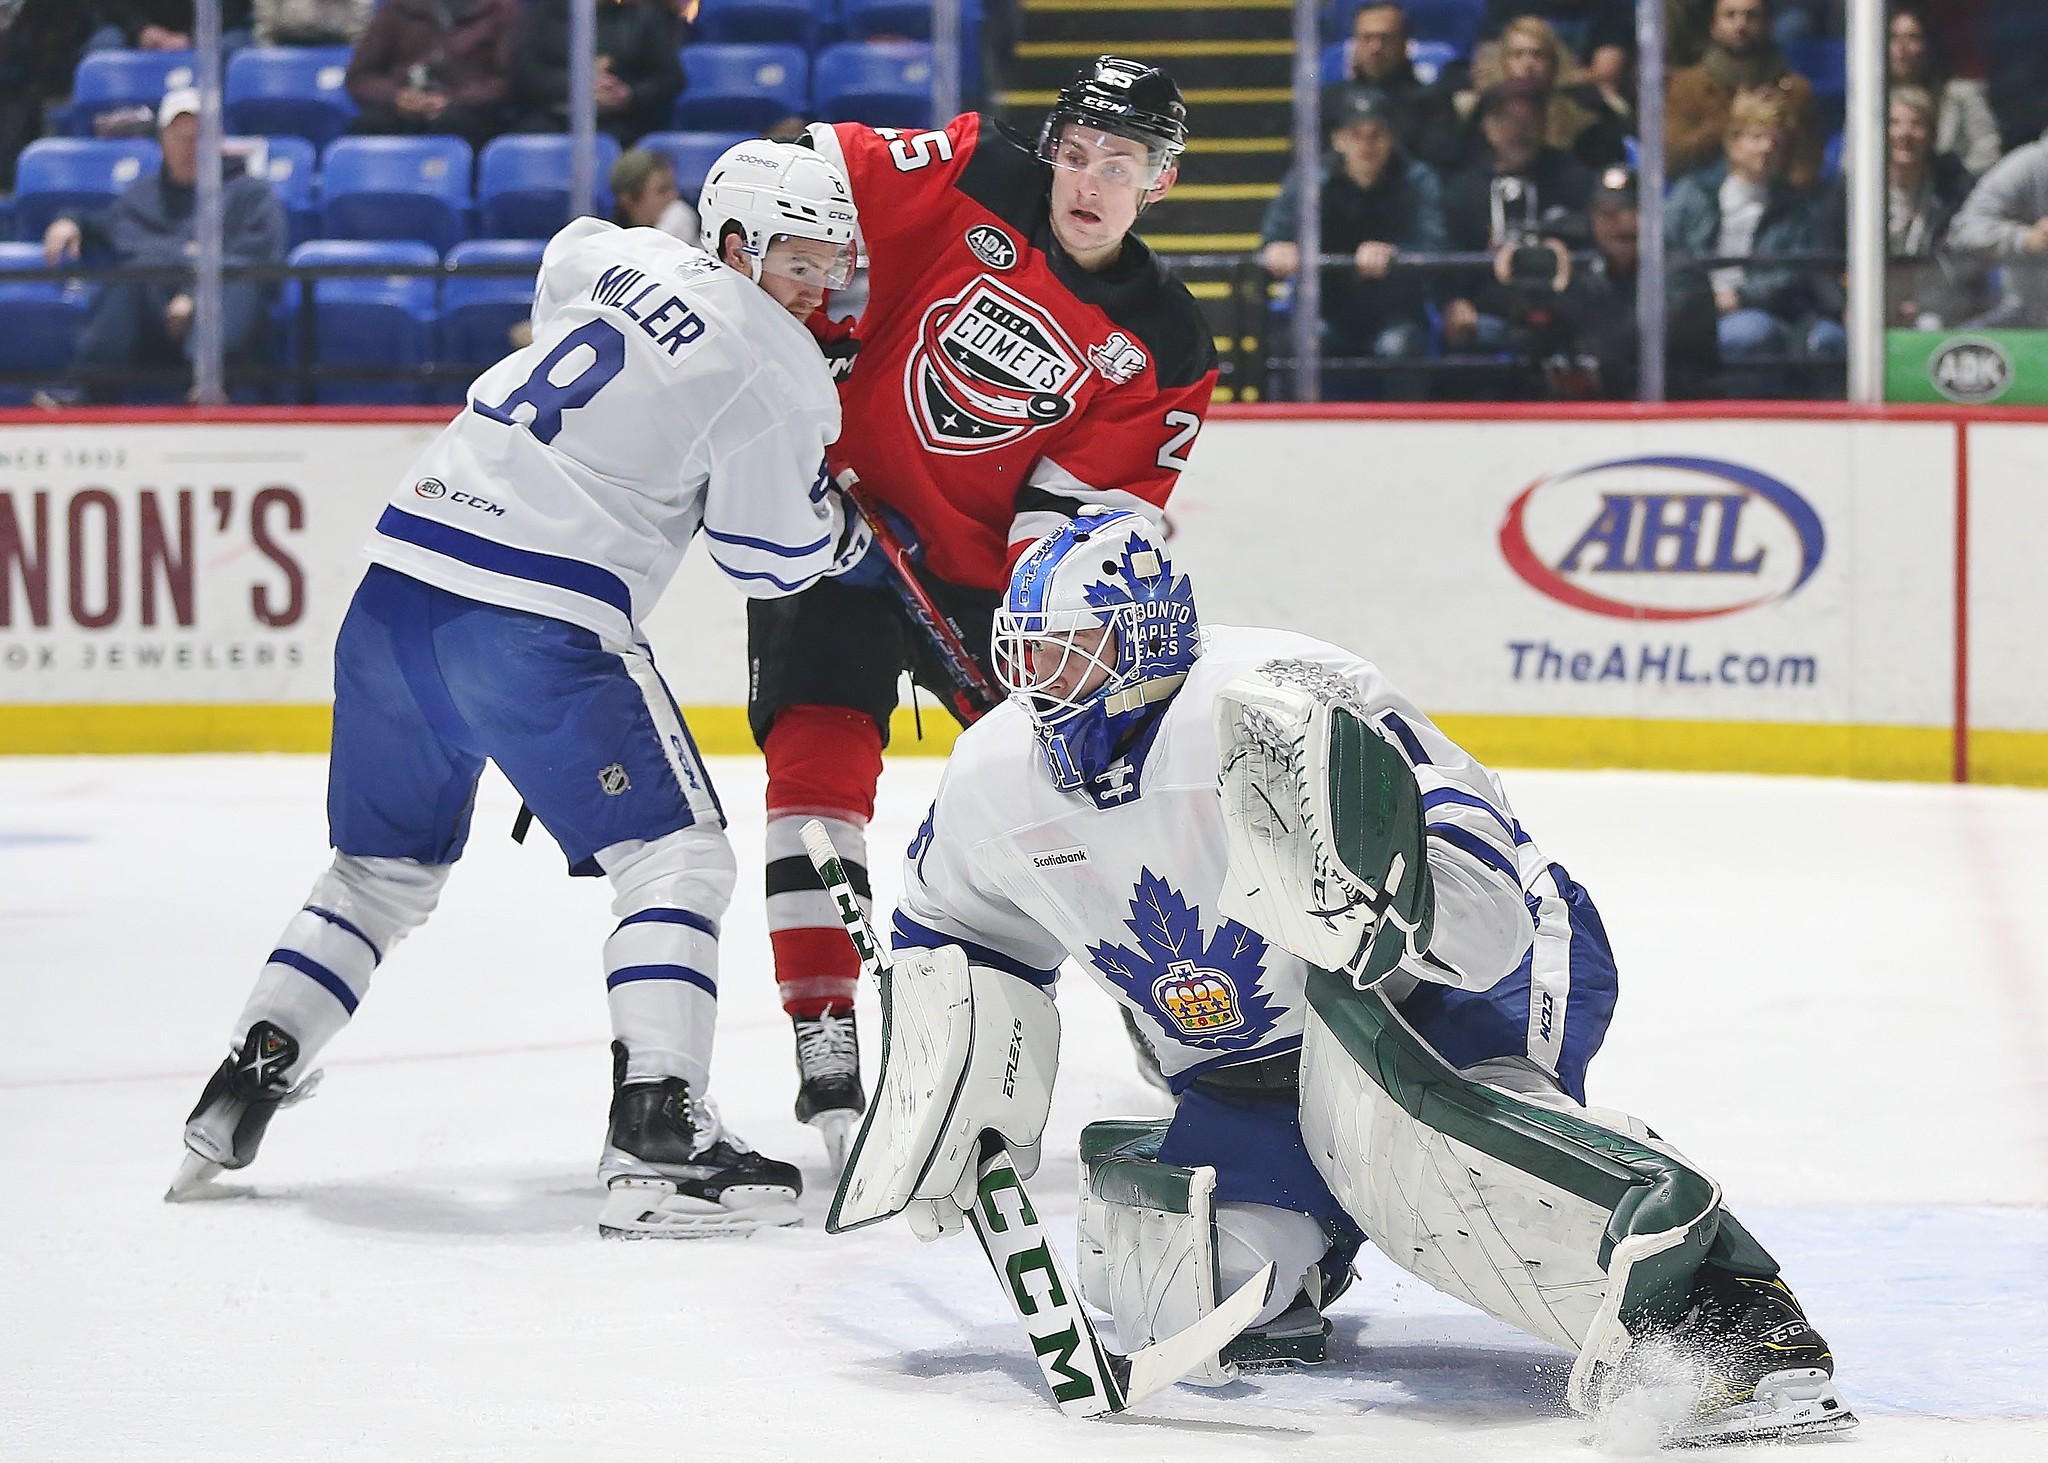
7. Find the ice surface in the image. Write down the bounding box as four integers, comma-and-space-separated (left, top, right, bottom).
3, 756, 2044, 1460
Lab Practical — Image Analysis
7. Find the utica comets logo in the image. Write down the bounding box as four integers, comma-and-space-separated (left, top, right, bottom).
905, 275, 1086, 454
1499, 455, 1825, 621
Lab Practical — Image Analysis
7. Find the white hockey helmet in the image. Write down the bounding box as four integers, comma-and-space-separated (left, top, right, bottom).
698, 139, 859, 289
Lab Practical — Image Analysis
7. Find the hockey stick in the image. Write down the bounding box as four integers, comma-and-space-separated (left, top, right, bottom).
799, 819, 1273, 1417
836, 473, 1004, 725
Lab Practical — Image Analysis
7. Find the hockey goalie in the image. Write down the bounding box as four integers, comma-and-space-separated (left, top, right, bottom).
832, 506, 1857, 1443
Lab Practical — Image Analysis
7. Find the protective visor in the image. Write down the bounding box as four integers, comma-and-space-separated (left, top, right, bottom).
760, 232, 857, 290
1037, 125, 1172, 194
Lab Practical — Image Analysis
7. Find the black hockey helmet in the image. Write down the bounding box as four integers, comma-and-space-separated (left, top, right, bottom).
1036, 56, 1188, 174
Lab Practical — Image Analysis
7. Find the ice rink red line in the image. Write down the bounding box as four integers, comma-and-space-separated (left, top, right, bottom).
1955, 421, 1971, 785
0, 1036, 607, 1092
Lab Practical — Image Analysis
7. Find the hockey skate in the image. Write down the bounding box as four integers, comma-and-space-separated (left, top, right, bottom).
791, 1009, 865, 1172
1607, 1264, 1858, 1446
1219, 1288, 1331, 1370
599, 1047, 802, 1237
166, 1021, 322, 1202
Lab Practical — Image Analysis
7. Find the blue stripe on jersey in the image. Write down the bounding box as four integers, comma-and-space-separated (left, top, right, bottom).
376, 506, 632, 619
890, 911, 1061, 988
1431, 824, 1520, 882
1380, 711, 1430, 767
267, 948, 359, 1014
1168, 1036, 1306, 1095
716, 562, 824, 593
616, 907, 719, 938
605, 963, 718, 997
1421, 785, 1515, 839
700, 523, 831, 559
305, 905, 383, 964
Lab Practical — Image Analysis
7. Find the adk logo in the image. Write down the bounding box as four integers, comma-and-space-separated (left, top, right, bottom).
905, 275, 1087, 454
964, 223, 1017, 270
1929, 336, 2012, 404
1498, 455, 1825, 621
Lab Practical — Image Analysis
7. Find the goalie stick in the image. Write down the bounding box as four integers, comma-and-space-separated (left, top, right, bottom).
798, 819, 1273, 1418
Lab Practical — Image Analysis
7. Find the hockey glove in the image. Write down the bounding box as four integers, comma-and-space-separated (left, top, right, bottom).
829, 498, 920, 591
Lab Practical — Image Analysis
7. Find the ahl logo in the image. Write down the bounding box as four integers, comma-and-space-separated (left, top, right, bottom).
1930, 336, 2011, 404
1088, 332, 1146, 385
1499, 455, 1825, 621
905, 275, 1087, 454
413, 477, 447, 499
964, 223, 1017, 270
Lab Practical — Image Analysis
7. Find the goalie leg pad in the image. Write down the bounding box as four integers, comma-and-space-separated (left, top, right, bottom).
827, 946, 1058, 1233
1216, 664, 1434, 988
1297, 969, 1729, 1416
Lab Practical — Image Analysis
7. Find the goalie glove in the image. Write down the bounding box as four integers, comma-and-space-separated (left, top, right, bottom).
1214, 662, 1435, 988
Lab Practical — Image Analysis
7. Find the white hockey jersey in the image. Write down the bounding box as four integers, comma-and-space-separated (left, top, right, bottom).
893, 626, 1553, 1089
365, 218, 850, 643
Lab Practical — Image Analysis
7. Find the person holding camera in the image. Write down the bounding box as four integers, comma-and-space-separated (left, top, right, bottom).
1262, 86, 1445, 399
1438, 80, 1593, 360
344, 0, 520, 151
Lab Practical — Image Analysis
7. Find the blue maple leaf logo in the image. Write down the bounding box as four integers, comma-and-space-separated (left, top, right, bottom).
1085, 870, 1281, 1052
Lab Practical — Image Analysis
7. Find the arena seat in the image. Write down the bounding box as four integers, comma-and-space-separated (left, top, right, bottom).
12, 138, 162, 243
669, 44, 810, 132
635, 130, 752, 199
241, 135, 320, 246
225, 47, 358, 146
0, 242, 91, 405
812, 42, 932, 131
320, 135, 473, 253
478, 133, 621, 239
282, 238, 441, 404
439, 238, 544, 388
68, 49, 198, 136
692, 0, 832, 48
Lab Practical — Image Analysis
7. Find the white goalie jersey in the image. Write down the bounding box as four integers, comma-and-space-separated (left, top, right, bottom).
365, 218, 852, 642
893, 626, 1547, 1089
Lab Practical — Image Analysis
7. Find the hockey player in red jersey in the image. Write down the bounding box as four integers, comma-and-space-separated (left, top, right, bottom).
755, 57, 1220, 1167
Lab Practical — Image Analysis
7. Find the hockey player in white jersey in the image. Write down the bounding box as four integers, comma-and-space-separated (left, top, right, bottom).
835, 507, 1855, 1441
168, 141, 872, 1237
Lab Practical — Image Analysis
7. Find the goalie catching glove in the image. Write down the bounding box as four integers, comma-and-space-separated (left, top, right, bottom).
825, 944, 1060, 1241
1215, 661, 1434, 987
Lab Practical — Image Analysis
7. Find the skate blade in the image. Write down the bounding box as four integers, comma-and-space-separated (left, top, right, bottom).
1670, 1371, 1859, 1447
164, 1151, 251, 1203
808, 1110, 856, 1175
597, 1177, 803, 1239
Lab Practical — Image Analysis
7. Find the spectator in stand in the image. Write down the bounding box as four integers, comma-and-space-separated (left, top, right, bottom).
1946, 120, 2048, 326
1983, 0, 2048, 153
610, 146, 699, 240
1476, 0, 1634, 95
1545, 165, 1721, 397
512, 0, 683, 147
254, 0, 371, 48
1666, 0, 1825, 191
90, 0, 252, 53
1888, 4, 2001, 178
36, 88, 285, 406
1466, 16, 1630, 169
1667, 92, 1840, 391
345, 0, 519, 151
1440, 79, 1594, 353
1667, 0, 1715, 68
1817, 86, 1979, 327
0, 0, 96, 190
1262, 86, 1443, 399
1320, 2, 1463, 175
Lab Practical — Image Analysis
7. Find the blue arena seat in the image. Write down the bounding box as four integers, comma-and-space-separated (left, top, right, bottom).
635, 130, 752, 198
1408, 39, 1460, 84
439, 238, 544, 391
1394, 0, 1482, 52
842, 0, 932, 41
320, 135, 473, 253
1785, 37, 1847, 131
69, 49, 198, 136
477, 133, 621, 239
693, 0, 832, 47
12, 138, 162, 242
0, 242, 91, 405
225, 47, 358, 146
812, 42, 932, 130
238, 135, 320, 246
669, 44, 810, 132
282, 239, 441, 404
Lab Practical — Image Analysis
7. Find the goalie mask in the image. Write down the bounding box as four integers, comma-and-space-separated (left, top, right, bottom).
994, 508, 1200, 794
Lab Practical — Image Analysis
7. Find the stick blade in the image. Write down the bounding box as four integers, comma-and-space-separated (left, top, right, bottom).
1115, 1261, 1276, 1411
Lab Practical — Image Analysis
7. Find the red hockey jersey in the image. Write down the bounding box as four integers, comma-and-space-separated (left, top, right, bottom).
808, 112, 1218, 592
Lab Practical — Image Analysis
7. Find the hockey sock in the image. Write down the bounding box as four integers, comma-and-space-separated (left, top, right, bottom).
599, 826, 735, 1091
763, 706, 883, 1018
231, 853, 450, 1081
